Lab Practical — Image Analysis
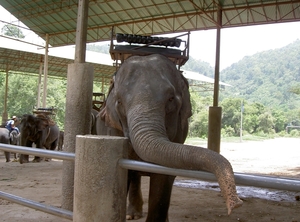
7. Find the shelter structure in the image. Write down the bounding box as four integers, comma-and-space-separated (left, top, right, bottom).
1, 0, 300, 211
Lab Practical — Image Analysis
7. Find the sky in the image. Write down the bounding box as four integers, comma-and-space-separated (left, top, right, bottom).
1, 5, 300, 71
189, 22, 300, 70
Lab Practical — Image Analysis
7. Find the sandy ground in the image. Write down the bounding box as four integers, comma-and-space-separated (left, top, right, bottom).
0, 137, 299, 222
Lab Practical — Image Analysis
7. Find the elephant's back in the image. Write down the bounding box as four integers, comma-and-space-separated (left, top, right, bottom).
0, 128, 10, 142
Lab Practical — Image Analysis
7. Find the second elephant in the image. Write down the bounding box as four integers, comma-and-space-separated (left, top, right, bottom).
19, 114, 60, 164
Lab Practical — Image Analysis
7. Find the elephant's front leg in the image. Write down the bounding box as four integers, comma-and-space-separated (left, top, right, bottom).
32, 140, 43, 163
126, 170, 143, 220
19, 141, 33, 164
147, 174, 175, 222
4, 151, 10, 162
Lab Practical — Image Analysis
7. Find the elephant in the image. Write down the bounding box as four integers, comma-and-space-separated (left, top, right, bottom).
98, 54, 242, 221
19, 114, 60, 164
57, 130, 64, 151
91, 108, 99, 135
56, 108, 97, 152
0, 128, 19, 162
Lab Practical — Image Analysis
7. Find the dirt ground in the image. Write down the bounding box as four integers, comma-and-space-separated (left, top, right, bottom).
0, 137, 299, 222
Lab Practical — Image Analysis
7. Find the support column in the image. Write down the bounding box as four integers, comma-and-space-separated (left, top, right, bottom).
62, 63, 94, 210
2, 65, 9, 125
37, 59, 43, 108
208, 7, 222, 153
42, 34, 49, 108
61, 0, 91, 211
207, 106, 222, 153
73, 135, 128, 222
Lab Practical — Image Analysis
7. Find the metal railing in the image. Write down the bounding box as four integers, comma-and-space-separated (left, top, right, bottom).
1, 140, 300, 221
0, 143, 74, 220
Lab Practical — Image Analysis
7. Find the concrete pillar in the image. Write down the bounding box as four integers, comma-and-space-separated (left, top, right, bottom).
61, 63, 94, 210
42, 34, 49, 108
207, 106, 222, 153
73, 135, 128, 222
208, 7, 222, 153
2, 66, 9, 125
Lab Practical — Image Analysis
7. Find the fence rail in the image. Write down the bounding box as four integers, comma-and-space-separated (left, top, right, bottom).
1, 139, 300, 221
0, 143, 75, 161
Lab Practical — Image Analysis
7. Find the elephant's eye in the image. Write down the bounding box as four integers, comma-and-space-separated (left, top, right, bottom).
168, 97, 174, 102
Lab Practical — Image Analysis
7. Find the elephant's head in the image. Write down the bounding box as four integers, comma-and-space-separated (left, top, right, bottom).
9, 130, 20, 146
20, 114, 50, 142
100, 54, 242, 214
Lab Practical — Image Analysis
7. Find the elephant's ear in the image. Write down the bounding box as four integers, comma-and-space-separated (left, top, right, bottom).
99, 88, 123, 131
179, 73, 192, 128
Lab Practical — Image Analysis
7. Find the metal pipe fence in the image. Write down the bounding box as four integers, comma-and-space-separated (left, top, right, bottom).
0, 143, 75, 161
0, 143, 74, 220
0, 141, 300, 221
119, 159, 300, 192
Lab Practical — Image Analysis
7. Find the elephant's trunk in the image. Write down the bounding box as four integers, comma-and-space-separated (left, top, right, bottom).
128, 110, 243, 215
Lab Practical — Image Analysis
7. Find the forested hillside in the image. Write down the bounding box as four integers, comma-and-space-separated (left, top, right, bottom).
180, 40, 300, 137
220, 39, 300, 110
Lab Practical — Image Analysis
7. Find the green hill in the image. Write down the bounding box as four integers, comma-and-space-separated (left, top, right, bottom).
220, 39, 300, 111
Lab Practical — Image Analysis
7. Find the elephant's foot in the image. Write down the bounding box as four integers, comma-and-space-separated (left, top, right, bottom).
126, 213, 143, 220
32, 157, 42, 163
19, 159, 29, 164
5, 159, 11, 163
126, 207, 143, 220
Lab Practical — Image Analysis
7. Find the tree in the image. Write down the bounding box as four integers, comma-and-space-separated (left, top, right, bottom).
220, 98, 242, 136
257, 112, 275, 134
1, 24, 25, 39
289, 84, 300, 95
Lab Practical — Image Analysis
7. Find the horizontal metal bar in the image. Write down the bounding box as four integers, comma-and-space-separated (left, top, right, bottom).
0, 191, 72, 220
118, 159, 300, 192
0, 143, 75, 161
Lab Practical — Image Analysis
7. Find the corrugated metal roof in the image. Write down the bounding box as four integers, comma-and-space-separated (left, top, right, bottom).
0, 38, 115, 83
1, 0, 300, 47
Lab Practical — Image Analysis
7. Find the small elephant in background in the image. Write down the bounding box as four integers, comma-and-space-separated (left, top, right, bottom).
57, 130, 64, 151
19, 114, 60, 164
0, 128, 20, 162
91, 108, 99, 135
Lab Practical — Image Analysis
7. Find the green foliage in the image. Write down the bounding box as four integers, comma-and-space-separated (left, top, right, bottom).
188, 92, 212, 138
0, 71, 110, 130
220, 98, 242, 135
257, 112, 275, 134
1, 24, 25, 39
221, 39, 300, 111
0, 72, 67, 129
221, 126, 235, 137
182, 57, 214, 78
87, 43, 110, 54
289, 129, 300, 137
289, 83, 300, 95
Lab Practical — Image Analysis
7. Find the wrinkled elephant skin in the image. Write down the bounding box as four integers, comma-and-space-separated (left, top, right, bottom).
19, 114, 60, 164
99, 54, 242, 221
